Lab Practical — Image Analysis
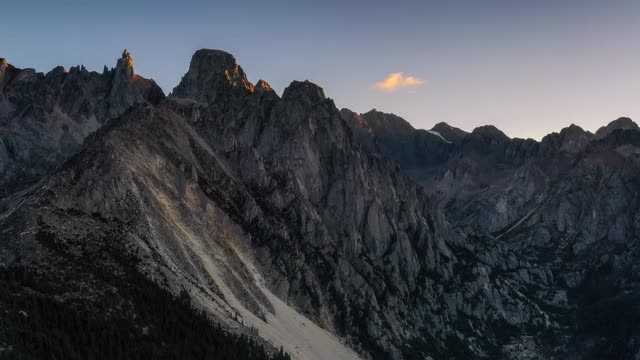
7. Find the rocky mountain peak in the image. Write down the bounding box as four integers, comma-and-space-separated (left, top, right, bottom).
560, 123, 588, 136
254, 79, 273, 93
171, 49, 254, 104
596, 116, 638, 138
551, 124, 593, 153
46, 65, 67, 75
120, 49, 134, 67
469, 125, 509, 141
109, 49, 143, 117
0, 57, 14, 91
113, 49, 135, 78
339, 108, 378, 152
345, 109, 458, 171
431, 122, 468, 143
192, 48, 236, 68
339, 108, 365, 127
361, 109, 415, 137
281, 80, 326, 104
42, 66, 68, 87
431, 121, 453, 131
339, 108, 356, 117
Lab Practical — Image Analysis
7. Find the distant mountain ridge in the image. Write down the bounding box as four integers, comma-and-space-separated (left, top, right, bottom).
2, 49, 640, 360
342, 108, 640, 358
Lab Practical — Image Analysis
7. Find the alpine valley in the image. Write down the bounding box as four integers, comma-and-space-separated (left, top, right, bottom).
1, 49, 639, 360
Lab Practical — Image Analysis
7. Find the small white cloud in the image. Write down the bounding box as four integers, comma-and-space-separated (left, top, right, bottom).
374, 72, 425, 93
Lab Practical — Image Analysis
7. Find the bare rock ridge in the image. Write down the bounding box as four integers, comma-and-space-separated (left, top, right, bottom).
281, 80, 326, 103
255, 79, 273, 92
0, 58, 13, 92
430, 121, 467, 143
3, 49, 640, 360
0, 51, 164, 197
108, 49, 139, 117
171, 49, 254, 105
109, 49, 164, 117
339, 109, 456, 177
596, 116, 638, 138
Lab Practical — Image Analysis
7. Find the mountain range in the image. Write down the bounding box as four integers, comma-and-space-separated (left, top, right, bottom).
1, 49, 640, 360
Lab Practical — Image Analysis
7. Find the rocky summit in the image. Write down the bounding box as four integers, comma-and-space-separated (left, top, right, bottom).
1, 49, 640, 360
0, 50, 164, 198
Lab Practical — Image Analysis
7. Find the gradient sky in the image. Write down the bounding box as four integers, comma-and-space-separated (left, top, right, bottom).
2, 0, 639, 140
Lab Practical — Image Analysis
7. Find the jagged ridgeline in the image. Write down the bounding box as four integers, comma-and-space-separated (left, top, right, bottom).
2, 49, 640, 360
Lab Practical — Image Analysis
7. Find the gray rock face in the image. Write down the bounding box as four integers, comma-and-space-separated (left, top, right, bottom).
171, 49, 254, 106
343, 109, 640, 358
2, 49, 640, 360
596, 117, 639, 138
0, 51, 164, 198
431, 122, 468, 143
0, 58, 12, 92
339, 109, 455, 181
108, 49, 162, 117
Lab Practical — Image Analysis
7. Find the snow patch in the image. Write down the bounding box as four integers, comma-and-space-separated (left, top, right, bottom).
427, 130, 451, 143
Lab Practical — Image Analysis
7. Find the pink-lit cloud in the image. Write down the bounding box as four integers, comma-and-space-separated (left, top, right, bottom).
374, 72, 425, 92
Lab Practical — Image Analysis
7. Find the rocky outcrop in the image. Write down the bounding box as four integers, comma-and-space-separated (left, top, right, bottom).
0, 58, 14, 92
431, 122, 467, 143
0, 51, 164, 198
595, 117, 639, 138
171, 49, 254, 106
540, 124, 593, 154
340, 109, 455, 179
108, 49, 164, 117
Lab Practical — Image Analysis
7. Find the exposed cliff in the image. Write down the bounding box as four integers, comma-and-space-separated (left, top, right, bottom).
0, 50, 164, 198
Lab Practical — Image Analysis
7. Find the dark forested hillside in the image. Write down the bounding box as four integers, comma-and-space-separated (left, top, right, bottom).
0, 265, 290, 360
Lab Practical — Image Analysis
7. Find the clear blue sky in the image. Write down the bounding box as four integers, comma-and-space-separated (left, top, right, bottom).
2, 0, 639, 139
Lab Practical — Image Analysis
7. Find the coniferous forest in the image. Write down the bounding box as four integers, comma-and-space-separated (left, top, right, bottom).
0, 266, 290, 360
